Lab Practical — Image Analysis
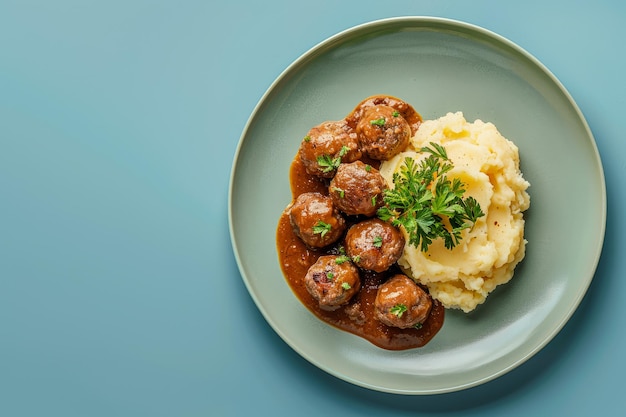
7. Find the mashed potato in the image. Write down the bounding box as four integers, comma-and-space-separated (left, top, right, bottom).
379, 112, 530, 312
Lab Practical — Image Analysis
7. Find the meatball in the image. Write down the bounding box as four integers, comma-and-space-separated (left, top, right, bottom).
288, 192, 346, 248
328, 161, 387, 217
374, 274, 433, 329
298, 120, 362, 178
345, 94, 422, 135
304, 255, 361, 308
344, 218, 405, 273
356, 105, 411, 160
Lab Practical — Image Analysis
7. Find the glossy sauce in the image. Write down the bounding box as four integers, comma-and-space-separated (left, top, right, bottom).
276, 156, 445, 350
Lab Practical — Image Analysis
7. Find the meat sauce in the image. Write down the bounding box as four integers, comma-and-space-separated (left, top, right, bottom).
276, 155, 445, 350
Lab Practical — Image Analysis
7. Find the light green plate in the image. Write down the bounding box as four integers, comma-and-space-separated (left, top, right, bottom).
228, 17, 606, 394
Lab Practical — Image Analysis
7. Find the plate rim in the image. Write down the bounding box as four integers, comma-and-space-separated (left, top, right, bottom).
228, 16, 607, 395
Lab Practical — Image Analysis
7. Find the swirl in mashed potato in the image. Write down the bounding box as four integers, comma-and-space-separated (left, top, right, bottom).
379, 112, 530, 312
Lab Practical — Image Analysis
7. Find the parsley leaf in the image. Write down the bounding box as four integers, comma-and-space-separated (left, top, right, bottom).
316, 146, 351, 173
370, 117, 386, 126
312, 220, 332, 238
332, 187, 345, 198
316, 155, 339, 173
334, 255, 351, 265
372, 235, 383, 248
341, 282, 351, 290
390, 304, 408, 317
377, 143, 484, 251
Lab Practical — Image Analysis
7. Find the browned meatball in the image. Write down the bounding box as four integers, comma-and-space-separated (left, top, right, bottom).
304, 255, 361, 309
356, 105, 411, 160
328, 161, 387, 217
288, 192, 346, 248
344, 218, 405, 273
374, 274, 433, 329
345, 94, 422, 136
298, 120, 362, 178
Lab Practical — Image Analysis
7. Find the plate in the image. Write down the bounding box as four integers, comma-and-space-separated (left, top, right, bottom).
228, 17, 606, 394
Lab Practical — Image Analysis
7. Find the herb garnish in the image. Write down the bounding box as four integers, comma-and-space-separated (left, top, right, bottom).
332, 187, 345, 198
392, 111, 400, 117
316, 155, 339, 173
334, 255, 350, 265
316, 145, 350, 173
341, 282, 351, 290
370, 117, 386, 126
372, 235, 383, 248
377, 143, 484, 251
312, 220, 332, 238
390, 304, 408, 317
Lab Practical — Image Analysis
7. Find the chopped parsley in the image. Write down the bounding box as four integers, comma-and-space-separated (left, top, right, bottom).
369, 117, 386, 126
332, 187, 345, 198
341, 282, 351, 290
316, 145, 350, 173
372, 236, 383, 248
312, 220, 332, 238
390, 304, 408, 317
334, 255, 351, 265
316, 155, 339, 173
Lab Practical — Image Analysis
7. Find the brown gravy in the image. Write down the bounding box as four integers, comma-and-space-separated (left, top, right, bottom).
276, 156, 444, 350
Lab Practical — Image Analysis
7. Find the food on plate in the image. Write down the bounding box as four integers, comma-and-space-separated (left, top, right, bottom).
287, 192, 346, 248
344, 218, 405, 273
345, 95, 422, 135
379, 112, 530, 312
298, 119, 361, 178
374, 274, 433, 329
328, 161, 386, 217
276, 95, 529, 350
277, 95, 443, 350
356, 105, 412, 160
304, 255, 361, 309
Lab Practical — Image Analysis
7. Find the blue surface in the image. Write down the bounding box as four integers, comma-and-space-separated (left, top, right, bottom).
0, 1, 623, 416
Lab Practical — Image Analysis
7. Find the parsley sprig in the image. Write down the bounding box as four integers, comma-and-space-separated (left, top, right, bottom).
390, 304, 408, 317
370, 117, 386, 126
316, 145, 350, 173
377, 143, 484, 251
312, 220, 332, 237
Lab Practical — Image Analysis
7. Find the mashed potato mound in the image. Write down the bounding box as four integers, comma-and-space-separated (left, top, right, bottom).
379, 112, 530, 312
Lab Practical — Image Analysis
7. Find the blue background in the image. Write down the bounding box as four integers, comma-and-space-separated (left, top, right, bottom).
1, 1, 623, 416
